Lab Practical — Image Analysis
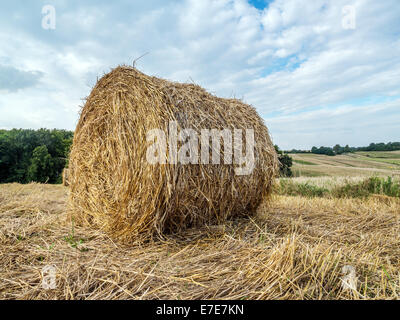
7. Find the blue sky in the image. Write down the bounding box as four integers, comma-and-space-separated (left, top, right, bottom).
0, 0, 399, 150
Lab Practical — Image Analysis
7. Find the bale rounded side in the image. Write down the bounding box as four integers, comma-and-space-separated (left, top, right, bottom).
68, 66, 278, 241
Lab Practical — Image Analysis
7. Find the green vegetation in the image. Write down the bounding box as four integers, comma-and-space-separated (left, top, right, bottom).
358, 142, 400, 152
293, 159, 317, 166
311, 146, 336, 156
309, 142, 400, 156
284, 149, 310, 154
0, 129, 73, 184
276, 176, 400, 198
0, 128, 294, 183
275, 145, 293, 177
333, 176, 400, 198
357, 152, 400, 166
359, 151, 400, 159
1, 125, 398, 188
364, 158, 400, 166
275, 179, 328, 197
293, 171, 326, 178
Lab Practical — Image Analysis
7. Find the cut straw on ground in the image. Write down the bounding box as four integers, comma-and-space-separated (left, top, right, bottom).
1, 183, 399, 299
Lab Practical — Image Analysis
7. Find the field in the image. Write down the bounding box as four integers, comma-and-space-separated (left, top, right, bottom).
1, 173, 399, 299
290, 151, 400, 177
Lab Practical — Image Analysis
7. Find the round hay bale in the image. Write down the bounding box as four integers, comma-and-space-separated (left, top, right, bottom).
68, 66, 278, 241
62, 168, 70, 187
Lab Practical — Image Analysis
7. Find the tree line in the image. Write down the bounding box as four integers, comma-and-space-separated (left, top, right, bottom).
3, 129, 396, 182
0, 128, 295, 183
0, 129, 73, 184
287, 142, 400, 156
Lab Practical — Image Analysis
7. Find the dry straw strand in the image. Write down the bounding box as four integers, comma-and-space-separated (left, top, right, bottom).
68, 66, 278, 242
62, 168, 70, 187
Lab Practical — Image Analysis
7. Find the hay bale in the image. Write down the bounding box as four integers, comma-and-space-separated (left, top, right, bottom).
68, 66, 278, 241
62, 168, 70, 187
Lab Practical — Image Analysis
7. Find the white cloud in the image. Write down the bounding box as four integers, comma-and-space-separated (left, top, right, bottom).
0, 0, 399, 149
267, 99, 400, 150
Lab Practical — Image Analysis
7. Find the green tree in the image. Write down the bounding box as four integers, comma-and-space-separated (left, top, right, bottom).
311, 146, 335, 156
0, 128, 73, 184
311, 146, 318, 154
27, 145, 54, 183
333, 144, 344, 155
275, 145, 293, 177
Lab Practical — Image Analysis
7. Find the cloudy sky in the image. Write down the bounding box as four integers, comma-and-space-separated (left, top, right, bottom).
0, 0, 399, 150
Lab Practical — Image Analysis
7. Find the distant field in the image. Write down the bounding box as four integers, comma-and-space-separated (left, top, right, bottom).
289, 151, 400, 177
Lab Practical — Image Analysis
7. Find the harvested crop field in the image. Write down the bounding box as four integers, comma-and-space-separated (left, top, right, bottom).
290, 151, 400, 177
1, 183, 399, 299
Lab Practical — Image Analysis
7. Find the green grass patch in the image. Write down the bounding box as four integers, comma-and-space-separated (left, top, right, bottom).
276, 176, 400, 198
292, 170, 326, 178
332, 176, 400, 198
357, 155, 400, 166
368, 159, 400, 166
357, 151, 400, 159
275, 179, 329, 198
293, 159, 317, 166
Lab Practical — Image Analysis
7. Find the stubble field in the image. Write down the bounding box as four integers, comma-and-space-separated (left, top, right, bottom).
290, 151, 400, 177
1, 176, 399, 300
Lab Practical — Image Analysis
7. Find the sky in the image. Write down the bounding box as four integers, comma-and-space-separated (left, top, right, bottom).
0, 0, 399, 150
